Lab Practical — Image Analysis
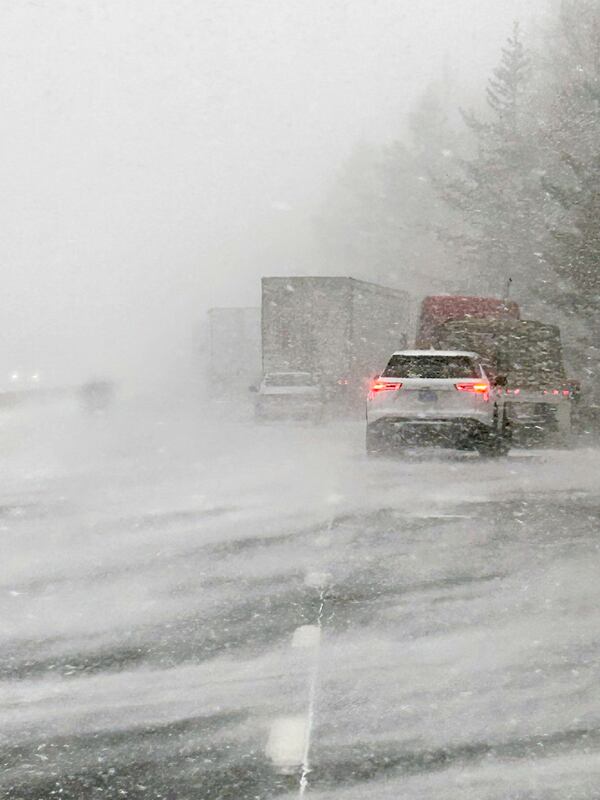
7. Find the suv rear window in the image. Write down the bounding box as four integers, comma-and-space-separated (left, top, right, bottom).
383, 355, 480, 379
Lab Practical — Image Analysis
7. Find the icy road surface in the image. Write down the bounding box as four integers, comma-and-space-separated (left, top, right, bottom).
2, 399, 600, 799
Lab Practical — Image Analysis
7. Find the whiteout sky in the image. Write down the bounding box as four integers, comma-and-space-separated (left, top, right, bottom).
0, 0, 549, 386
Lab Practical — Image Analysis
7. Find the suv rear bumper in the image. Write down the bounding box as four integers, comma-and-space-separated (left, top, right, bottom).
367, 416, 493, 447
367, 406, 491, 424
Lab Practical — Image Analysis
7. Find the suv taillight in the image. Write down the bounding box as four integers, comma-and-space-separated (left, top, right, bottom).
370, 381, 402, 395
455, 383, 489, 394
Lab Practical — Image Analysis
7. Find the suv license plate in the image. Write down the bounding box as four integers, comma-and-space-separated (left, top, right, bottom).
418, 389, 437, 403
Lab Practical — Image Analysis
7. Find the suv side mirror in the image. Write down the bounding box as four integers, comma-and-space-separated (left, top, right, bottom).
494, 375, 507, 387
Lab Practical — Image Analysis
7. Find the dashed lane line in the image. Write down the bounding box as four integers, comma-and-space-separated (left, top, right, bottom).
266, 569, 332, 796
292, 625, 322, 649
265, 716, 308, 775
299, 582, 327, 797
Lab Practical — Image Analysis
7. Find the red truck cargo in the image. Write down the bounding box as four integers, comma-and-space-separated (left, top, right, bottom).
416, 295, 520, 348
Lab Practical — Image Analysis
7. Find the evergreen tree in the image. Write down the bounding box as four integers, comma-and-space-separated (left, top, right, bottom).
440, 23, 549, 299
315, 142, 392, 280
316, 84, 463, 295
538, 0, 600, 379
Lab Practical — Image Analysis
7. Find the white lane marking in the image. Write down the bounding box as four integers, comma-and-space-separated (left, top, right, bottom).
304, 571, 332, 589
266, 716, 307, 774
298, 581, 328, 797
267, 571, 331, 789
292, 625, 321, 649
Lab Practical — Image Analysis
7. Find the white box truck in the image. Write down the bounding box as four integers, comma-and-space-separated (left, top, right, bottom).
261, 277, 410, 408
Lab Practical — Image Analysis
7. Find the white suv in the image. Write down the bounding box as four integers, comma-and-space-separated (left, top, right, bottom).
366, 350, 510, 456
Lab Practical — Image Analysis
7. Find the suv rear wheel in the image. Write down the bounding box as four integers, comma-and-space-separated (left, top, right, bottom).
477, 422, 511, 458
366, 426, 389, 457
477, 434, 501, 458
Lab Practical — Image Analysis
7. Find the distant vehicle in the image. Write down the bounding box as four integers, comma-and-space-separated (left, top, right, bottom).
261, 276, 409, 410
207, 307, 261, 389
9, 371, 41, 387
252, 371, 323, 422
433, 318, 575, 444
0, 371, 57, 408
80, 380, 115, 413
366, 350, 510, 456
416, 295, 520, 348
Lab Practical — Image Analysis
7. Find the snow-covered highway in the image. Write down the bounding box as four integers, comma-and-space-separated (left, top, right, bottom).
2, 399, 600, 799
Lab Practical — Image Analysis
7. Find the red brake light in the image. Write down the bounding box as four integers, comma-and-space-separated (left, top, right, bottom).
455, 382, 489, 394
370, 380, 402, 395
562, 389, 570, 397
